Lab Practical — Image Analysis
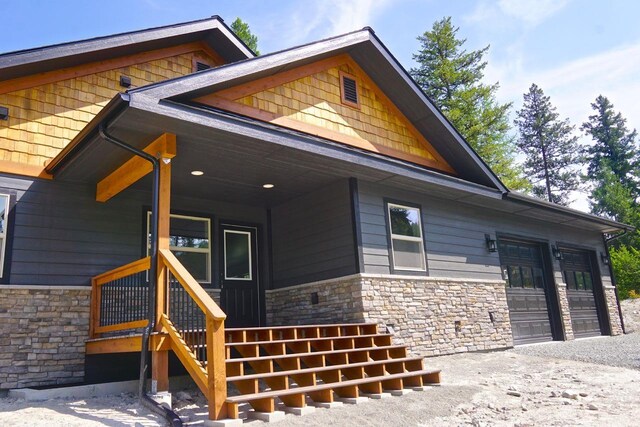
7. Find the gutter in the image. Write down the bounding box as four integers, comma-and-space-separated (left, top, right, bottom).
98, 121, 182, 427
602, 231, 628, 335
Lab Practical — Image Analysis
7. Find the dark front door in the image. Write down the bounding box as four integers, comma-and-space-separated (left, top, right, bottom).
499, 239, 554, 345
560, 249, 603, 338
219, 223, 260, 327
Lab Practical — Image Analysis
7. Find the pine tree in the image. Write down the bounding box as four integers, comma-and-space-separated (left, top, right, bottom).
581, 95, 640, 199
410, 17, 528, 191
230, 18, 260, 55
582, 96, 640, 253
514, 84, 581, 205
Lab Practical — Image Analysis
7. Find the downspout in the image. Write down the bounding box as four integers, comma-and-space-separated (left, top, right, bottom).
602, 230, 628, 334
98, 123, 182, 427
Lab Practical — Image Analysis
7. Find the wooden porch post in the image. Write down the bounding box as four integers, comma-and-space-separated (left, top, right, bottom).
151, 135, 175, 393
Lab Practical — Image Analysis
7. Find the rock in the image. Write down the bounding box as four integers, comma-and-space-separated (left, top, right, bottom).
521, 404, 528, 412
175, 391, 193, 401
588, 404, 598, 411
550, 391, 559, 397
507, 391, 522, 397
487, 403, 495, 410
579, 392, 588, 397
563, 400, 571, 405
562, 390, 579, 400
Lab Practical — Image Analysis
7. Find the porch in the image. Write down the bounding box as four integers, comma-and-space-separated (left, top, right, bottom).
53, 118, 443, 421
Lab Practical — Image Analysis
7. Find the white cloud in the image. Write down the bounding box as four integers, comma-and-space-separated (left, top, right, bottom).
487, 41, 640, 133
465, 0, 571, 28
497, 0, 571, 26
485, 41, 640, 211
261, 0, 395, 49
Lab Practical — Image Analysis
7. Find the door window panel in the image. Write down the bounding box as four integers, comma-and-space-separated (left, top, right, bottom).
224, 230, 252, 280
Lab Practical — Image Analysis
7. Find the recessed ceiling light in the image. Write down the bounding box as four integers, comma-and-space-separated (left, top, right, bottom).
191, 170, 204, 176
262, 183, 275, 189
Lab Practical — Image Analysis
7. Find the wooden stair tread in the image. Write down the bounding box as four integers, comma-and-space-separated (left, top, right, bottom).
223, 344, 407, 364
226, 333, 391, 347
225, 369, 441, 403
226, 323, 377, 332
226, 356, 425, 382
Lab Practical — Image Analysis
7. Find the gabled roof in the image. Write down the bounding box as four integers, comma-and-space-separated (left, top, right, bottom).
126, 27, 507, 192
44, 24, 631, 234
0, 16, 255, 81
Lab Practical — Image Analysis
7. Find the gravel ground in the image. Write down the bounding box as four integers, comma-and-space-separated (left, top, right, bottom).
0, 304, 637, 426
513, 333, 640, 370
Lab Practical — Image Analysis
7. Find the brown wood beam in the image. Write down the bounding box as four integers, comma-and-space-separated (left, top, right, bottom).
95, 133, 176, 202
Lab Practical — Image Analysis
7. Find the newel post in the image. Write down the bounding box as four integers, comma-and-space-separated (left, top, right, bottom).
207, 316, 227, 420
151, 133, 175, 393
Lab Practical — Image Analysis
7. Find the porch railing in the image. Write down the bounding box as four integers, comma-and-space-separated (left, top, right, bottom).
158, 248, 227, 420
90, 256, 151, 338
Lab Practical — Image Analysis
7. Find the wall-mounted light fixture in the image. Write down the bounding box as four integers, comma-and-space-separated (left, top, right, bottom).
0, 106, 8, 121
600, 252, 610, 265
485, 234, 497, 252
119, 75, 132, 88
552, 245, 564, 261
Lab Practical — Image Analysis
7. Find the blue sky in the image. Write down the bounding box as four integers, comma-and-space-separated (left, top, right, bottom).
3, 0, 640, 210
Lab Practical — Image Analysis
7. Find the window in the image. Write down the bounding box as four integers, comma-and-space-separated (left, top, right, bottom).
340, 71, 360, 108
0, 194, 10, 278
147, 213, 211, 283
386, 202, 426, 271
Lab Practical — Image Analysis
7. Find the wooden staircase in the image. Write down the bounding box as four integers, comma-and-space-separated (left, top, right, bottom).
220, 323, 441, 418
88, 252, 441, 422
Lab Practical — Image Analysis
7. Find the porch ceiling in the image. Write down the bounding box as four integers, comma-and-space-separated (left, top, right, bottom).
54, 107, 403, 207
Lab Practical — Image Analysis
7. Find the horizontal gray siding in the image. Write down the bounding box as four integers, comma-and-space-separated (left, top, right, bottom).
358, 180, 610, 285
271, 179, 356, 288
0, 174, 269, 287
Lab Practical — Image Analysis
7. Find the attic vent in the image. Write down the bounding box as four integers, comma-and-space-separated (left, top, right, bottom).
340, 72, 360, 108
196, 61, 211, 72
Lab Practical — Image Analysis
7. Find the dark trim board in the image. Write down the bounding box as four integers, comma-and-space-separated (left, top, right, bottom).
349, 178, 364, 273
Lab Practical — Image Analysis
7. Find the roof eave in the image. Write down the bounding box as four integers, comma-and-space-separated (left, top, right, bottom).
504, 192, 634, 233
45, 93, 129, 175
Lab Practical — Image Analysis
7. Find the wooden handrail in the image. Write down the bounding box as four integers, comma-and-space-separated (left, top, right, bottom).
159, 249, 226, 321
93, 256, 151, 286
90, 256, 151, 338
158, 248, 227, 420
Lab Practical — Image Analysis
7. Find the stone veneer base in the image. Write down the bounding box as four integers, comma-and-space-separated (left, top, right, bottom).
266, 274, 514, 356
0, 286, 90, 389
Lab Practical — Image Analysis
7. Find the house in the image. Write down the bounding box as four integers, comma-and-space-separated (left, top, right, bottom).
0, 15, 629, 422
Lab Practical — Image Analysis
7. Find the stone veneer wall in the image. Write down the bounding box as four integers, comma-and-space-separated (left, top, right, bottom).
0, 286, 90, 389
604, 286, 624, 335
266, 274, 513, 356
555, 283, 575, 340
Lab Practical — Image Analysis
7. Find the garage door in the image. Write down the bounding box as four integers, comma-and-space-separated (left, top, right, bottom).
498, 239, 554, 344
560, 249, 603, 338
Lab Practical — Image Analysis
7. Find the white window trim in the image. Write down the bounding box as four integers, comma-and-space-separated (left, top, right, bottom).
387, 202, 427, 272
147, 212, 211, 284
0, 194, 9, 278
223, 229, 253, 281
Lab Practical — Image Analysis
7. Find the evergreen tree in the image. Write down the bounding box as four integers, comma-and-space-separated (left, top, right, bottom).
581, 95, 640, 198
514, 84, 581, 205
230, 18, 260, 55
410, 17, 528, 191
